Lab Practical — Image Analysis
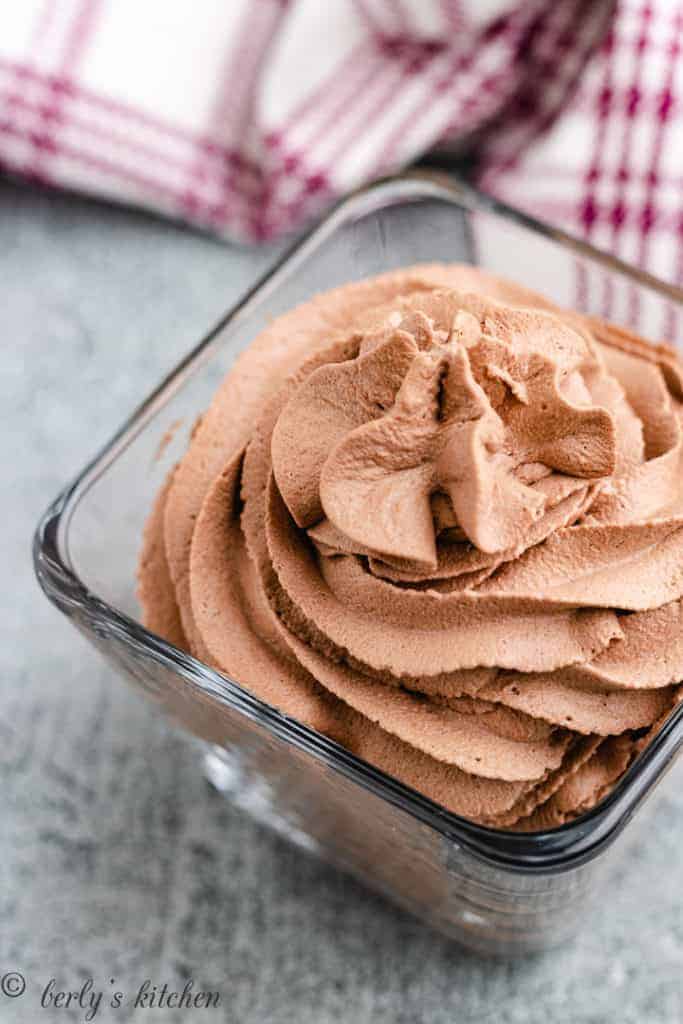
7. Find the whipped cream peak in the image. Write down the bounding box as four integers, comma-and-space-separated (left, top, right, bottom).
273, 288, 617, 564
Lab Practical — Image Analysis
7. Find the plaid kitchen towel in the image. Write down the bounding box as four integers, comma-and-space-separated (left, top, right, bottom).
0, 0, 681, 291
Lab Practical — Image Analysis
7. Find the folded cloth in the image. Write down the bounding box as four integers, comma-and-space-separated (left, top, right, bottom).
0, 0, 680, 290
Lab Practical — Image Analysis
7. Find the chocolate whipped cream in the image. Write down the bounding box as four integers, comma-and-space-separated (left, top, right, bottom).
138, 264, 683, 830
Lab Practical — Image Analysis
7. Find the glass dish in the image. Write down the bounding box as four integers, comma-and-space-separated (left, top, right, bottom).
34, 172, 683, 956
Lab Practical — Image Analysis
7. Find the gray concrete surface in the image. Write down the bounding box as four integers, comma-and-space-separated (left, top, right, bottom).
2, 177, 683, 1024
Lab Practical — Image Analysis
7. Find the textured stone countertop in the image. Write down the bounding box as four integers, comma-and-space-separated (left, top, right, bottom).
3, 178, 683, 1024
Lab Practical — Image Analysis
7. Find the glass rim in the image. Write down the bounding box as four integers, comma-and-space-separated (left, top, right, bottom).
33, 170, 683, 873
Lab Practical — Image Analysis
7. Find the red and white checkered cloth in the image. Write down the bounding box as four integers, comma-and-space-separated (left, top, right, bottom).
1, 1, 682, 288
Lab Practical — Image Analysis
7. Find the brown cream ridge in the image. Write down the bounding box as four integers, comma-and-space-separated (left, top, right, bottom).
138, 264, 683, 829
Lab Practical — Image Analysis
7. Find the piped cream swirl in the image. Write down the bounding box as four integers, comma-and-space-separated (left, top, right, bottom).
139, 265, 683, 829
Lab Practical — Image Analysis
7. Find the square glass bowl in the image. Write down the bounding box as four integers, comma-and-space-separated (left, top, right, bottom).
34, 172, 683, 955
